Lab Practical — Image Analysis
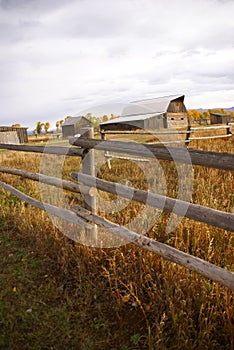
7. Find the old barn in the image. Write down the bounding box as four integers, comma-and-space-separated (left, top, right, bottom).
62, 116, 91, 138
210, 112, 230, 125
100, 95, 188, 131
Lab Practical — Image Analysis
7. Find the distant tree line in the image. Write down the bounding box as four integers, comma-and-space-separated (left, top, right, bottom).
188, 108, 234, 121
29, 113, 120, 136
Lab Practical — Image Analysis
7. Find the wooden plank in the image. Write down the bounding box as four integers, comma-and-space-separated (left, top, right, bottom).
71, 172, 234, 232
189, 134, 232, 141
106, 155, 149, 162
102, 130, 190, 135
191, 125, 230, 131
0, 143, 84, 157
0, 166, 97, 196
69, 138, 234, 171
147, 140, 189, 145
72, 205, 234, 290
0, 181, 91, 228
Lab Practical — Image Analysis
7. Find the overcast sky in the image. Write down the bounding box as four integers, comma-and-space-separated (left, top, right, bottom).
1, 0, 234, 129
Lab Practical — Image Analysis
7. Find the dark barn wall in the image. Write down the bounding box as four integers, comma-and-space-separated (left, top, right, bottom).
221, 115, 230, 124
144, 115, 164, 129
210, 115, 218, 124
101, 121, 142, 131
101, 115, 165, 132
62, 125, 75, 137
210, 114, 230, 125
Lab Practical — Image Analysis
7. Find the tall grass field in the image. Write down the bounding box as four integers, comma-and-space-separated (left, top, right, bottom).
0, 134, 233, 350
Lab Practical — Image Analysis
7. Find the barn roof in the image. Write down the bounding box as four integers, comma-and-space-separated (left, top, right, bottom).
62, 116, 89, 126
121, 94, 184, 117
100, 113, 163, 126
210, 112, 230, 117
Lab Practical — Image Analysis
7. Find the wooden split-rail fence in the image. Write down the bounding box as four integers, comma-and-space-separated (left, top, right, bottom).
100, 123, 233, 166
101, 122, 233, 144
0, 126, 234, 290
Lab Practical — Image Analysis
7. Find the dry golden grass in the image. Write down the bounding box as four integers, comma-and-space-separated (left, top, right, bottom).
0, 134, 233, 349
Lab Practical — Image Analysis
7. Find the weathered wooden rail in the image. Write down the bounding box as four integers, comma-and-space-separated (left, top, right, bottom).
101, 122, 233, 145
0, 127, 234, 290
69, 137, 234, 171
0, 143, 84, 156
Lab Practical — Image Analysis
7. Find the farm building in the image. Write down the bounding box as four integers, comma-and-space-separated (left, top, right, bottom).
62, 116, 91, 138
0, 126, 28, 143
100, 95, 188, 131
210, 112, 230, 125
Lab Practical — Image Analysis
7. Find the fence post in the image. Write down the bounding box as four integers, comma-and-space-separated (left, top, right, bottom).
80, 127, 98, 242
226, 122, 232, 136
100, 130, 111, 169
185, 125, 191, 147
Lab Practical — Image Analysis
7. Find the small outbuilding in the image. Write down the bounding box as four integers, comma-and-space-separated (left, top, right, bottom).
210, 112, 230, 125
100, 95, 188, 131
0, 126, 28, 143
62, 116, 91, 138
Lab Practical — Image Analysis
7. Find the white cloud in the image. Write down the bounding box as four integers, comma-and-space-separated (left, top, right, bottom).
0, 0, 234, 129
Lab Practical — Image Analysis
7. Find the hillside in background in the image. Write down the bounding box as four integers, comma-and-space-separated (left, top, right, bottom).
197, 106, 234, 112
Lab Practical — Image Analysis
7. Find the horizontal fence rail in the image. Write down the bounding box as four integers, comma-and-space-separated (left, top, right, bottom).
0, 166, 97, 197
101, 123, 233, 145
189, 134, 232, 141
0, 181, 90, 228
101, 130, 190, 135
190, 125, 231, 131
71, 172, 234, 232
72, 205, 234, 291
69, 137, 234, 171
0, 143, 84, 157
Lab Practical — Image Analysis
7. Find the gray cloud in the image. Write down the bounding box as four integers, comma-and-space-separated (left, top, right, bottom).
0, 0, 74, 12
1, 0, 234, 129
